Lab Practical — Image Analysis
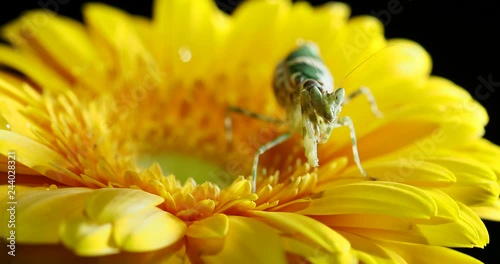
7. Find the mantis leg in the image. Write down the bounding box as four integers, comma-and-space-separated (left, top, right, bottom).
251, 132, 292, 192
333, 116, 367, 177
225, 106, 287, 192
225, 106, 285, 149
343, 86, 384, 118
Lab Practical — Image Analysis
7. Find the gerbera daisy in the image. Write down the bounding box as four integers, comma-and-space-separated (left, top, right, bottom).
1, 0, 499, 263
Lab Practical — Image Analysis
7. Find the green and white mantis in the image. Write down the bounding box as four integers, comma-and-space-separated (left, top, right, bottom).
226, 43, 383, 192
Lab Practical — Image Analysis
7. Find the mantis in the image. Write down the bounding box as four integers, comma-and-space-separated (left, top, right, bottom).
226, 42, 383, 192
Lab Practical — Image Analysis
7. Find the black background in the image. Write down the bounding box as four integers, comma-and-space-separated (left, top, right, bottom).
1, 0, 499, 262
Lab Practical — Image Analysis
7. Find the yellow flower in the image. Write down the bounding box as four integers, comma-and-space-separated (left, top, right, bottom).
0, 0, 499, 263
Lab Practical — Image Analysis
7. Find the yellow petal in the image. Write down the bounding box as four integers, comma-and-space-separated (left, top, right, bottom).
0, 185, 91, 243
471, 199, 500, 221
417, 203, 489, 248
338, 231, 406, 264
0, 130, 86, 186
393, 102, 488, 147
223, 0, 288, 72
337, 227, 427, 245
60, 214, 117, 256
326, 15, 386, 81
376, 240, 483, 264
153, 0, 225, 80
2, 10, 103, 87
316, 214, 415, 232
251, 211, 354, 262
428, 156, 499, 206
362, 160, 456, 187
319, 191, 455, 225
314, 191, 460, 234
185, 214, 228, 256
84, 188, 164, 223
0, 72, 39, 138
459, 138, 500, 181
0, 44, 68, 92
299, 181, 437, 219
281, 236, 318, 261
282, 236, 356, 264
186, 213, 228, 239
328, 97, 486, 165
201, 216, 287, 264
113, 207, 186, 252
99, 243, 188, 264
339, 39, 431, 96
336, 201, 488, 249
83, 3, 152, 77
323, 119, 437, 164
0, 160, 41, 177
418, 189, 460, 222
0, 113, 9, 131
303, 2, 351, 54
379, 76, 477, 115
411, 76, 476, 102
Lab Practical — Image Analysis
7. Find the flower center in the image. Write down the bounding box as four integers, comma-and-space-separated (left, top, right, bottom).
106, 71, 309, 191
137, 151, 230, 187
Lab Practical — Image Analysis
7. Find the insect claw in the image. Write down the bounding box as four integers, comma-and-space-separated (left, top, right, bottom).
373, 108, 384, 118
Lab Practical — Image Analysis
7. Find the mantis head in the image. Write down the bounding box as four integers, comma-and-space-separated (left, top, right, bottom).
303, 80, 345, 124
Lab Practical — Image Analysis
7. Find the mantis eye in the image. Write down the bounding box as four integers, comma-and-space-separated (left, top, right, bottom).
333, 88, 345, 105
310, 85, 322, 104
